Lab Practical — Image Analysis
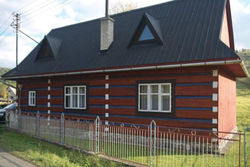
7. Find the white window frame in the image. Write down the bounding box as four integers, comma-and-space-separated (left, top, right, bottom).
28, 91, 36, 106
138, 83, 172, 113
64, 85, 86, 109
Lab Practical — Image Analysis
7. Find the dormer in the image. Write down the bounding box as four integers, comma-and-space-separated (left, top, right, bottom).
129, 13, 163, 46
36, 36, 61, 61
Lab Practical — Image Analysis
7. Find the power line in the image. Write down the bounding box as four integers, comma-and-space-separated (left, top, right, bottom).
21, 0, 73, 23
15, 0, 53, 14
0, 14, 12, 31
0, 28, 13, 45
21, 0, 74, 26
0, 26, 10, 36
21, 0, 60, 17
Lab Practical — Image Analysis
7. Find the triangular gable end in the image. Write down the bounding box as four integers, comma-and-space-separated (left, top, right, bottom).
220, 0, 235, 51
36, 36, 55, 60
129, 13, 163, 47
35, 36, 61, 61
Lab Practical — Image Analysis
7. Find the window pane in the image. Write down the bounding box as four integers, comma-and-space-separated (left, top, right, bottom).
139, 25, 154, 41
72, 87, 78, 94
162, 85, 170, 93
65, 87, 70, 94
79, 87, 85, 94
140, 95, 147, 110
151, 95, 158, 110
150, 85, 158, 93
72, 95, 78, 107
162, 95, 170, 111
140, 85, 147, 93
79, 95, 85, 108
65, 95, 70, 108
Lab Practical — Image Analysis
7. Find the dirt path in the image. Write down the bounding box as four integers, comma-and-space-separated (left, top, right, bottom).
0, 148, 37, 167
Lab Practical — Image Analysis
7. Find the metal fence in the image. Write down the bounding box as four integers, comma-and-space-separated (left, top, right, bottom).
8, 112, 244, 167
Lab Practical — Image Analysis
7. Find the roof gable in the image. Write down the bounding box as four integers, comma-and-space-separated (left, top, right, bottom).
129, 13, 163, 46
36, 36, 61, 61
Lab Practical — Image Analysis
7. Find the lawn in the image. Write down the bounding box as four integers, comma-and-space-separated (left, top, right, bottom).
0, 129, 129, 167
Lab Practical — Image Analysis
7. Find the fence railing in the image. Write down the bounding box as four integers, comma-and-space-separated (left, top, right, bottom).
8, 112, 244, 167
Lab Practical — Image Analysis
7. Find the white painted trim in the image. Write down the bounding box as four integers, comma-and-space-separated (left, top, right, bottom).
212, 128, 218, 132
105, 104, 109, 109
212, 106, 218, 112
3, 59, 244, 79
48, 86, 51, 91
212, 119, 218, 124
105, 121, 109, 125
105, 113, 109, 117
105, 75, 109, 80
48, 94, 51, 100
48, 102, 51, 108
212, 70, 218, 77
105, 83, 109, 89
105, 94, 109, 100
212, 93, 218, 101
212, 81, 218, 88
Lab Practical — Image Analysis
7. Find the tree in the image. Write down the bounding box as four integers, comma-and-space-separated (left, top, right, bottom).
110, 0, 138, 15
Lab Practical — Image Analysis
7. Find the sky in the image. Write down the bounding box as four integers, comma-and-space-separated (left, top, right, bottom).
0, 0, 249, 68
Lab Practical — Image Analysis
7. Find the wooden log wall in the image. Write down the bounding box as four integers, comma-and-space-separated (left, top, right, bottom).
18, 66, 223, 131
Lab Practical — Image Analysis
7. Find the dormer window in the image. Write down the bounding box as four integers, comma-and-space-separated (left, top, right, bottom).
129, 13, 163, 46
35, 36, 61, 61
138, 25, 155, 41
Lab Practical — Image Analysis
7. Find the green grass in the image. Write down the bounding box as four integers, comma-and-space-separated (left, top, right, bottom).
0, 130, 129, 167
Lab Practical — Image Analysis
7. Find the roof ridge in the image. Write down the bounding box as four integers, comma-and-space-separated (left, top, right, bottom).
51, 0, 178, 32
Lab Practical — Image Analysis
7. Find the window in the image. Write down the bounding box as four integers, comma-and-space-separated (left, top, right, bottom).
64, 85, 86, 109
128, 13, 163, 47
138, 83, 171, 113
28, 91, 36, 106
138, 25, 155, 41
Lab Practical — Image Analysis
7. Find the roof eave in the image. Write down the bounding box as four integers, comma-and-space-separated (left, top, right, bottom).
2, 59, 247, 80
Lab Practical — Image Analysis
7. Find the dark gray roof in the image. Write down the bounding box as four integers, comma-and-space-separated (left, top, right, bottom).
3, 0, 240, 78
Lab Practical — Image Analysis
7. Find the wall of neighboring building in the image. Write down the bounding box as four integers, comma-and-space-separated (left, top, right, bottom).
218, 69, 236, 134
18, 66, 219, 131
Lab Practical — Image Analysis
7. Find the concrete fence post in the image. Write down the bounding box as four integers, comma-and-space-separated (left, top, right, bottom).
36, 111, 40, 137
150, 120, 157, 167
61, 113, 65, 145
95, 116, 100, 153
18, 109, 22, 130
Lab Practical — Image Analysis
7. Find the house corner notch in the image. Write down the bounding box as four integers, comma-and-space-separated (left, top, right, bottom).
100, 0, 114, 51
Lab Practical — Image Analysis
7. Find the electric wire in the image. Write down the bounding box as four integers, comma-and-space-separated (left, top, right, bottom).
21, 0, 74, 26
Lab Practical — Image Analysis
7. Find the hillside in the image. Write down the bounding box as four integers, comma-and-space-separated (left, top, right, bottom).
0, 67, 15, 98
236, 49, 250, 90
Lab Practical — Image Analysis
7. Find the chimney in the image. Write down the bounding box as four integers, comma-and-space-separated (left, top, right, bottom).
100, 0, 114, 51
